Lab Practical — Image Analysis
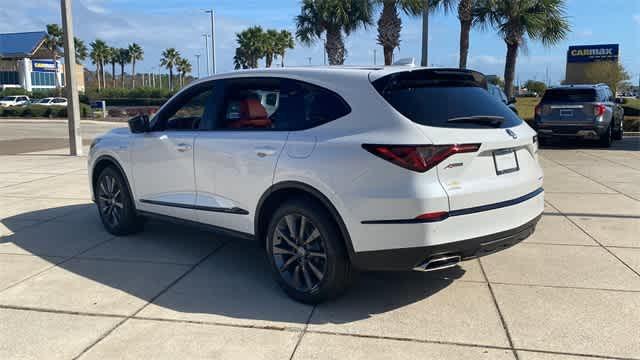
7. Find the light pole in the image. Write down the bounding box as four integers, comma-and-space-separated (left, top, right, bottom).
60, 0, 82, 156
202, 34, 210, 76
373, 49, 377, 65
420, 0, 429, 67
204, 9, 216, 74
307, 57, 312, 65
195, 54, 201, 79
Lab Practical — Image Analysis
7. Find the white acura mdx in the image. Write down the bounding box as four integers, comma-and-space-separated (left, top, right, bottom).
89, 66, 544, 303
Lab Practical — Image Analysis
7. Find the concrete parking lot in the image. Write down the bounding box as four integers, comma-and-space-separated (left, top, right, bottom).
0, 120, 639, 359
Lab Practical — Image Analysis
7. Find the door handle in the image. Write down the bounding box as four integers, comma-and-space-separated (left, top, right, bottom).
255, 147, 276, 158
176, 143, 192, 152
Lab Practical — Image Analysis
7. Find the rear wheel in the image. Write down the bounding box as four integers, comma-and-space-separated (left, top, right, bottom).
95, 167, 143, 236
613, 117, 624, 140
265, 199, 352, 304
599, 125, 612, 147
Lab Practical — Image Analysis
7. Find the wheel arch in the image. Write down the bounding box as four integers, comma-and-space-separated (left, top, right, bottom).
254, 181, 356, 262
91, 155, 135, 206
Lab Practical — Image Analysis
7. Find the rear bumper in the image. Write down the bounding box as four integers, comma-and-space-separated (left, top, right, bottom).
535, 122, 607, 139
352, 214, 541, 271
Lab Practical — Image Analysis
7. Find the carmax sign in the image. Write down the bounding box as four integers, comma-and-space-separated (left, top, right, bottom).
567, 44, 619, 63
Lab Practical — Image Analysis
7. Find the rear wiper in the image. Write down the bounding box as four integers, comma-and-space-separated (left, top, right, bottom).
447, 115, 504, 126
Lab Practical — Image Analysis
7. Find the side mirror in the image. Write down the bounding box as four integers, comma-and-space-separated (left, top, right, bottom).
128, 115, 150, 133
508, 97, 517, 105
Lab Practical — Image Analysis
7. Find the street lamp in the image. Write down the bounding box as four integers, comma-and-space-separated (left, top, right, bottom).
202, 33, 210, 76
203, 9, 216, 74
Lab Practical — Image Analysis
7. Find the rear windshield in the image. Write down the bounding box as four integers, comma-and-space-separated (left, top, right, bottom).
542, 89, 596, 102
372, 70, 522, 129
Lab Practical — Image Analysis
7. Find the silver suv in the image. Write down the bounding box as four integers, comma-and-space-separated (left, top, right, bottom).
534, 84, 624, 147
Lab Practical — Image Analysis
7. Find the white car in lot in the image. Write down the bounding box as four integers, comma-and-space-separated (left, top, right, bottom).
89, 66, 544, 303
34, 97, 68, 106
0, 95, 30, 107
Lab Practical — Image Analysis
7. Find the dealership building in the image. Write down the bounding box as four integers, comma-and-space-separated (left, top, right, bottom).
0, 31, 84, 92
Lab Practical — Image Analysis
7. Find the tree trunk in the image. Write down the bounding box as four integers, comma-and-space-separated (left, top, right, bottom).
169, 68, 173, 90
503, 41, 519, 98
120, 64, 125, 88
325, 28, 345, 65
377, 0, 401, 66
132, 60, 136, 88
457, 0, 472, 69
458, 20, 471, 69
111, 63, 116, 88
266, 54, 273, 68
280, 52, 285, 67
96, 64, 101, 90
101, 61, 106, 90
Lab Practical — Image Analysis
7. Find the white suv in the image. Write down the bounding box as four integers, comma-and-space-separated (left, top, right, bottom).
0, 95, 30, 107
89, 67, 544, 303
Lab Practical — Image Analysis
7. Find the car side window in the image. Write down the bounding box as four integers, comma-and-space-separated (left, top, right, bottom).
151, 83, 216, 132
211, 77, 281, 131
279, 79, 351, 131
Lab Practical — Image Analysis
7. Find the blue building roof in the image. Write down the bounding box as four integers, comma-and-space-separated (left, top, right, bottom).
0, 31, 47, 58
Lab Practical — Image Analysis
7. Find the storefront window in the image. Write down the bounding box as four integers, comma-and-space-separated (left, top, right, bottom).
0, 71, 18, 85
31, 71, 57, 87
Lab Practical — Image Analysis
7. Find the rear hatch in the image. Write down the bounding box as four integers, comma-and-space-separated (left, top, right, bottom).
538, 88, 597, 122
371, 68, 542, 211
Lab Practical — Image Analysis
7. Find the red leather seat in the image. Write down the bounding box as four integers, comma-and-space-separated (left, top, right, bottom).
227, 98, 272, 129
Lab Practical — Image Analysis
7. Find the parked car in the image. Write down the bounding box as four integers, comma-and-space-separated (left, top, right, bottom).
89, 67, 544, 303
0, 95, 30, 107
34, 97, 68, 107
488, 83, 518, 114
534, 83, 624, 147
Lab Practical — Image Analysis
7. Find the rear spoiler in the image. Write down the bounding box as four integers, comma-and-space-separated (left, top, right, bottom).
371, 68, 488, 94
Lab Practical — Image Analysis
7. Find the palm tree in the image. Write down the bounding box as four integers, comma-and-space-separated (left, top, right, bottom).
234, 26, 266, 69
128, 43, 144, 88
117, 48, 131, 88
296, 0, 374, 65
44, 24, 63, 91
107, 47, 118, 88
374, 0, 426, 65
74, 38, 88, 64
89, 39, 108, 89
475, 0, 570, 97
264, 29, 280, 68
275, 30, 295, 67
176, 58, 192, 88
429, 0, 481, 68
160, 48, 180, 90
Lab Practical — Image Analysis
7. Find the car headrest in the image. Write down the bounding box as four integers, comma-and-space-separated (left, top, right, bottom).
239, 98, 268, 120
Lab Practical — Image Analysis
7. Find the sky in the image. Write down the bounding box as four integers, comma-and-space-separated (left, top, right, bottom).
1, 0, 638, 85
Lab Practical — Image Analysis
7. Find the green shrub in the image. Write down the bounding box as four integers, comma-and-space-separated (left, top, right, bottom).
1, 107, 21, 117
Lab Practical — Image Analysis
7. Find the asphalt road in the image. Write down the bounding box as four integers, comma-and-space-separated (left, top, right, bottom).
0, 119, 123, 155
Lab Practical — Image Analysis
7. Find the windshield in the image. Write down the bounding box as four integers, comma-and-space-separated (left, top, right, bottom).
373, 70, 522, 129
1, 96, 17, 101
542, 89, 596, 102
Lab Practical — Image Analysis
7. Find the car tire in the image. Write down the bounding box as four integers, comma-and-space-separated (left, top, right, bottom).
613, 117, 624, 140
599, 125, 612, 147
265, 198, 353, 304
95, 166, 143, 236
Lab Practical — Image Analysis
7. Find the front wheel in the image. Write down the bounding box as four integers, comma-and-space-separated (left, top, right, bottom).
265, 199, 353, 304
95, 167, 143, 236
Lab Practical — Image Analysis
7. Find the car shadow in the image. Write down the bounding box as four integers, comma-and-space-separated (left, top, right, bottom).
539, 136, 639, 151
0, 204, 465, 325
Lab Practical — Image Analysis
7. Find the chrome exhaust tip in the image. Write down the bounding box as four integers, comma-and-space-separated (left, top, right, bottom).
413, 255, 461, 272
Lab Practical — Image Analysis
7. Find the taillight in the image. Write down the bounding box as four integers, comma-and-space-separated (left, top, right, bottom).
594, 103, 606, 117
534, 104, 542, 116
362, 143, 481, 173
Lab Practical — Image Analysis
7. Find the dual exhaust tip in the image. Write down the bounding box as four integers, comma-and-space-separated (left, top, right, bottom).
413, 255, 461, 272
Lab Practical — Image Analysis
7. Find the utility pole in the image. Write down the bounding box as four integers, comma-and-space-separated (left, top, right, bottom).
195, 54, 201, 79
420, 0, 429, 67
204, 9, 216, 74
60, 0, 82, 156
202, 34, 210, 76
373, 49, 377, 65
307, 57, 312, 65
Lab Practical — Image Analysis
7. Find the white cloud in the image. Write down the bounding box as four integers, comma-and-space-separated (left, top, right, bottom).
633, 14, 640, 25
468, 55, 505, 66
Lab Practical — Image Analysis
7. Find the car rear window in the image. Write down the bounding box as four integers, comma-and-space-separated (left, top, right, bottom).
542, 89, 596, 102
372, 70, 522, 129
